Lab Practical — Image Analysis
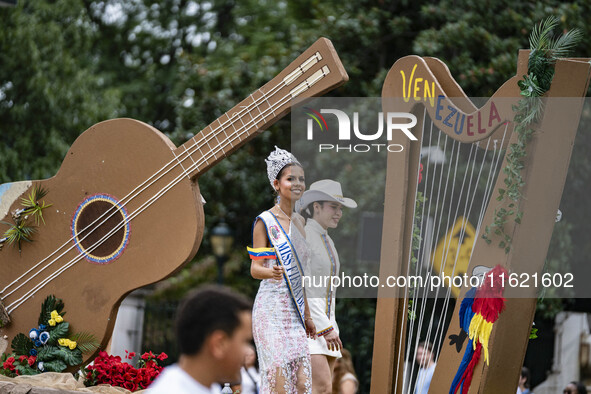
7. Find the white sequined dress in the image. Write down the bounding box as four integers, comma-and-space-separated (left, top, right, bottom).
252, 221, 312, 394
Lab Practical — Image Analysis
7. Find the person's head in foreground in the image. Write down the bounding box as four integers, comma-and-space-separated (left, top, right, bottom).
176, 285, 252, 386
564, 381, 588, 394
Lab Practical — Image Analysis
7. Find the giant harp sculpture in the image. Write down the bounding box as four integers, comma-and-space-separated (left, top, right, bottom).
370, 48, 591, 393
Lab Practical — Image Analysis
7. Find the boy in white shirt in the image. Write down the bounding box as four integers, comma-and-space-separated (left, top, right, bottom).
148, 286, 252, 394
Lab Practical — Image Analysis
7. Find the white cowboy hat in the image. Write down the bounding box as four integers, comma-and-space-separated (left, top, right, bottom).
298, 179, 357, 211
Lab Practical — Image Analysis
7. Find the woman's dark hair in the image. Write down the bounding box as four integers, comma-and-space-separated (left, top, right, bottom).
520, 367, 530, 389
175, 285, 252, 356
301, 201, 325, 221
273, 163, 303, 201
275, 163, 303, 183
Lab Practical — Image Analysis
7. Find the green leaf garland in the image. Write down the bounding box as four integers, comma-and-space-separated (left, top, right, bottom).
482, 17, 582, 252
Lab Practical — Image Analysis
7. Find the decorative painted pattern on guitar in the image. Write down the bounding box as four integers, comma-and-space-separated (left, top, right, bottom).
0, 37, 348, 362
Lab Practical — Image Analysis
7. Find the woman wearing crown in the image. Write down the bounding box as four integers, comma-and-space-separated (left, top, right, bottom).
247, 147, 316, 393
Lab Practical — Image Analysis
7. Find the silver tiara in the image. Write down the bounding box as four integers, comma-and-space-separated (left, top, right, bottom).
265, 146, 300, 188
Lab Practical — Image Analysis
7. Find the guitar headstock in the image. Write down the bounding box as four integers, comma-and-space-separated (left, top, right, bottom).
279, 37, 349, 100
228, 36, 349, 133
182, 37, 349, 175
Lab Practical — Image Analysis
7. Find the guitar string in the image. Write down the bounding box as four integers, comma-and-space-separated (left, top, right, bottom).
6, 70, 328, 313
0, 64, 291, 298
5, 87, 303, 311
1, 54, 322, 300
6, 87, 299, 311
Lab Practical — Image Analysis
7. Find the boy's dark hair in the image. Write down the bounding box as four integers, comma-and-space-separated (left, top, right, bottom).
571, 381, 588, 394
175, 285, 252, 356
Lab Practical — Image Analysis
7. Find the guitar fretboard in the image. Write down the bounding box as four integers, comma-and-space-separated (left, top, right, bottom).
172, 39, 347, 178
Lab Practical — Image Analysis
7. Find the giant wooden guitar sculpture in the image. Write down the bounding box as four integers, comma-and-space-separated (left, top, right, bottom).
0, 38, 348, 362
371, 51, 590, 393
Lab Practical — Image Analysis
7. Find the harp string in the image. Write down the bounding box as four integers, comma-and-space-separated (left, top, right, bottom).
401, 112, 434, 393
430, 124, 510, 381
429, 125, 509, 391
394, 107, 430, 394
403, 124, 449, 393
430, 136, 493, 368
408, 136, 460, 394
416, 141, 478, 394
400, 115, 510, 393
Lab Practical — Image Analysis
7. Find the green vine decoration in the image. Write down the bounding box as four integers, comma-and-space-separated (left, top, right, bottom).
482, 17, 582, 253
408, 186, 426, 322
1, 185, 52, 252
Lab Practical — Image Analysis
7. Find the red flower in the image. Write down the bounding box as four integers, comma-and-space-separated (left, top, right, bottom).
2, 357, 16, 372
156, 353, 168, 361
123, 381, 138, 391
141, 351, 155, 361
84, 350, 164, 391
28, 356, 36, 367
18, 355, 27, 363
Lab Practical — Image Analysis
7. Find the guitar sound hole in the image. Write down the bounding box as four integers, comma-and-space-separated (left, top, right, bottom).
71, 194, 130, 264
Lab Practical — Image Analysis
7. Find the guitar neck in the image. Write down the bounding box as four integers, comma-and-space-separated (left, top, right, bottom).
174, 37, 348, 177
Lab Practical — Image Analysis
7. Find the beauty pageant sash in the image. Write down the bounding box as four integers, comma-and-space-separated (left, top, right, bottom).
258, 210, 306, 329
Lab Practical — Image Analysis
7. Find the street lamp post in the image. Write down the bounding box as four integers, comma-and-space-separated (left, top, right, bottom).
210, 222, 234, 285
